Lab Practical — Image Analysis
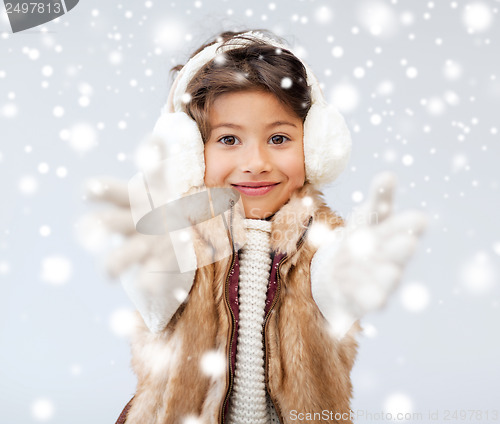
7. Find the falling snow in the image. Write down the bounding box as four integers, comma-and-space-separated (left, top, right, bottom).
406, 66, 418, 79
155, 21, 185, 50
331, 46, 344, 58
281, 77, 292, 88
308, 222, 336, 248
329, 83, 359, 113
376, 80, 394, 96
40, 256, 73, 285
183, 416, 204, 424
402, 155, 414, 166
52, 106, 64, 118
383, 392, 414, 416
400, 282, 430, 312
39, 225, 51, 237
426, 97, 446, 116
41, 65, 53, 77
314, 6, 333, 24
357, 0, 399, 38
67, 123, 98, 153
2, 1, 499, 421
0, 261, 10, 275
443, 60, 463, 81
109, 308, 137, 337
18, 175, 38, 194
37, 162, 50, 174
462, 2, 494, 33
1, 102, 19, 118
352, 191, 364, 203
460, 251, 497, 295
74, 214, 114, 253
31, 398, 55, 421
200, 350, 226, 378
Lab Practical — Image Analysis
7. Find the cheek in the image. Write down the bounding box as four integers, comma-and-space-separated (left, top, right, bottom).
284, 154, 306, 189
204, 148, 229, 186
203, 151, 217, 186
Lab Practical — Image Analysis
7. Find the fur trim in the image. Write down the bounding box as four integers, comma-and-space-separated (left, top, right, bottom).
269, 183, 324, 256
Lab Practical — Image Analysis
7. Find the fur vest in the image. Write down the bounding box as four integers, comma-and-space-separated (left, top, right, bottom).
116, 183, 360, 424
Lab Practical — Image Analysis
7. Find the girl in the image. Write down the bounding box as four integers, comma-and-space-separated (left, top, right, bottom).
89, 29, 426, 424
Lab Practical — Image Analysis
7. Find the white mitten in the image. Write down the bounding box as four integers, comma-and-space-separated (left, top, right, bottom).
310, 172, 428, 340
84, 175, 194, 334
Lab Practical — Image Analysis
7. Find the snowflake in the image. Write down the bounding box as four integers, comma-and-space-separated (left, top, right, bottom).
31, 398, 55, 421
460, 251, 496, 295
53, 106, 64, 118
383, 392, 414, 417
281, 77, 292, 89
357, 0, 398, 38
443, 60, 463, 81
314, 6, 333, 24
400, 282, 430, 312
109, 308, 137, 338
19, 175, 38, 194
41, 255, 72, 285
200, 350, 225, 378
329, 83, 360, 113
462, 2, 493, 33
68, 123, 98, 153
1, 102, 18, 118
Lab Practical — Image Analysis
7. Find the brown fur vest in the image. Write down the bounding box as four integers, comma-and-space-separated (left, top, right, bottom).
119, 183, 360, 424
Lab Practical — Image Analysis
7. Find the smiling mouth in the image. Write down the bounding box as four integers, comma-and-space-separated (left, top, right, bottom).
232, 182, 279, 188
231, 182, 280, 196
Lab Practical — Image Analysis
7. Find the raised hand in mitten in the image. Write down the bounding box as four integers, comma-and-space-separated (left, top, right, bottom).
310, 172, 428, 340
83, 172, 195, 334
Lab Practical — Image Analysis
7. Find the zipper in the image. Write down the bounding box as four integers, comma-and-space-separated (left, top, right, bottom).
219, 200, 236, 424
263, 253, 288, 423
219, 251, 236, 424
263, 217, 312, 423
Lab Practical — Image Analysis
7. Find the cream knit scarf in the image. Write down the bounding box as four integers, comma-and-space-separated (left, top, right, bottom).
226, 219, 280, 424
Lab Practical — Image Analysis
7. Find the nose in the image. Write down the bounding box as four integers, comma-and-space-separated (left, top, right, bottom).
241, 142, 272, 174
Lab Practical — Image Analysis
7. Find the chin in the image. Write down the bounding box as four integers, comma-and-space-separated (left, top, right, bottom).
243, 205, 278, 220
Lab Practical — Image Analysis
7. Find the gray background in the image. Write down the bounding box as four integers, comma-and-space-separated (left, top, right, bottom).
1, 0, 499, 423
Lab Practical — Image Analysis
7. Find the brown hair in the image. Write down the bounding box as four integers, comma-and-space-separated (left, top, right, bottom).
170, 30, 312, 143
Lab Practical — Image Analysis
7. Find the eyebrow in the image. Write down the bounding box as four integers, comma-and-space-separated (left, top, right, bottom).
211, 121, 298, 130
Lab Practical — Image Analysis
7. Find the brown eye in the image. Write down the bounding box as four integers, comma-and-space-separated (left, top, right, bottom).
219, 136, 238, 145
269, 135, 289, 145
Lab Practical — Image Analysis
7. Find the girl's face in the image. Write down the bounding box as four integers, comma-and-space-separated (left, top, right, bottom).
204, 90, 305, 219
